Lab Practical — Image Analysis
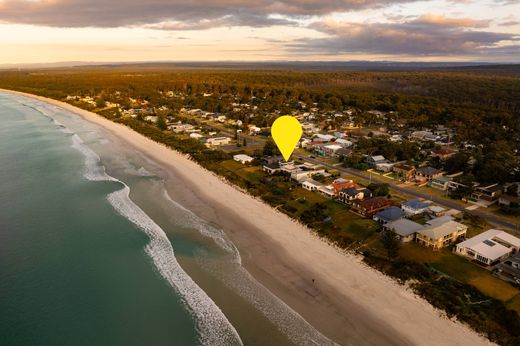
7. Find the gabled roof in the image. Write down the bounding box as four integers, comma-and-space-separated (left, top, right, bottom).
374, 206, 404, 222
418, 219, 465, 240
416, 166, 440, 176
387, 218, 424, 237
342, 187, 361, 196
402, 199, 430, 210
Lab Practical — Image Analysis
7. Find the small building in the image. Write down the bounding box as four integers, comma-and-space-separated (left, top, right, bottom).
335, 138, 353, 147
323, 144, 343, 156
206, 137, 231, 147
401, 199, 430, 216
233, 154, 254, 165
429, 176, 452, 191
375, 162, 394, 172
498, 194, 520, 207
339, 187, 367, 204
416, 217, 467, 249
302, 179, 324, 191
366, 155, 387, 167
393, 164, 415, 181
189, 133, 204, 139
385, 218, 424, 243
373, 206, 405, 224
314, 134, 335, 142
318, 185, 337, 198
428, 205, 447, 217
455, 229, 520, 265
263, 163, 281, 175
471, 184, 503, 204
415, 166, 443, 182
351, 197, 393, 217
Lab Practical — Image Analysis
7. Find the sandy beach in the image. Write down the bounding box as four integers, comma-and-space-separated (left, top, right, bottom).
2, 89, 494, 346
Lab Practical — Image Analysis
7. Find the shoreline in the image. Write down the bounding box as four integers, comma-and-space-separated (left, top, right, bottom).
1, 89, 493, 346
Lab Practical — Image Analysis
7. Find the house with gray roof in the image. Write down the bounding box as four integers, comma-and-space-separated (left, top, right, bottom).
401, 199, 430, 216
385, 218, 424, 243
416, 217, 467, 249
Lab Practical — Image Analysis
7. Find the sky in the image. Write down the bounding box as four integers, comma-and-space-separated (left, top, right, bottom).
1, 0, 519, 64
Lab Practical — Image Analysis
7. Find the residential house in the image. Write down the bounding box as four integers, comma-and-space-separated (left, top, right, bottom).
401, 199, 430, 216
302, 179, 324, 191
189, 133, 204, 140
314, 134, 335, 142
373, 206, 405, 224
455, 229, 520, 265
499, 194, 520, 207
339, 187, 368, 205
428, 205, 447, 217
393, 164, 415, 181
351, 197, 393, 217
366, 155, 387, 167
415, 216, 467, 249
233, 154, 254, 165
415, 166, 443, 182
335, 138, 353, 147
385, 218, 424, 243
495, 253, 520, 284
428, 176, 452, 191
471, 184, 503, 204
263, 163, 281, 175
205, 137, 231, 147
323, 144, 343, 157
375, 162, 394, 173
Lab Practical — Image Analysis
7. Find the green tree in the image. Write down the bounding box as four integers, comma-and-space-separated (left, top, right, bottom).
156, 116, 167, 130
381, 230, 400, 258
263, 138, 278, 156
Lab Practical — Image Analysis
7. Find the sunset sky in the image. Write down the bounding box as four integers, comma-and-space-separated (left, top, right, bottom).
1, 0, 519, 64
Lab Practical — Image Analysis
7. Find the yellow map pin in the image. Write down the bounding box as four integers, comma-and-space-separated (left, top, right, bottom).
271, 116, 303, 161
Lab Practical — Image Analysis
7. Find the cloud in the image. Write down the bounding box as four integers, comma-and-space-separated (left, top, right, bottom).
289, 16, 519, 57
413, 14, 490, 28
0, 0, 415, 28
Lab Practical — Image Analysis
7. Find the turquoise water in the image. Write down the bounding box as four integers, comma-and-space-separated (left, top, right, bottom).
0, 92, 337, 346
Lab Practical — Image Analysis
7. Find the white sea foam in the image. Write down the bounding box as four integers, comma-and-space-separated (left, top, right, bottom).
107, 185, 243, 346
162, 193, 339, 345
200, 259, 341, 346
163, 191, 241, 262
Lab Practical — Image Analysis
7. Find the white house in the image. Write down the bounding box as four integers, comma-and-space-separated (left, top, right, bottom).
335, 138, 353, 147
189, 133, 204, 139
302, 179, 324, 191
233, 154, 254, 165
455, 229, 520, 265
249, 126, 262, 135
314, 134, 335, 142
205, 137, 231, 147
323, 144, 343, 156
291, 170, 314, 182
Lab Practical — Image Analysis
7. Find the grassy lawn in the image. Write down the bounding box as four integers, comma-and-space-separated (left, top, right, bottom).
218, 160, 265, 184
399, 243, 520, 312
486, 206, 520, 224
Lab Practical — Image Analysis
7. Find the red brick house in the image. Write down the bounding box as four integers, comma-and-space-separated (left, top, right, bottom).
351, 197, 394, 217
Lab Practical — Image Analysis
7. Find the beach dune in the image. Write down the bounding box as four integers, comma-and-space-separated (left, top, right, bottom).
2, 89, 493, 346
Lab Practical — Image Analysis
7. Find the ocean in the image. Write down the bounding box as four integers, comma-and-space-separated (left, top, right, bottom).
0, 92, 336, 346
